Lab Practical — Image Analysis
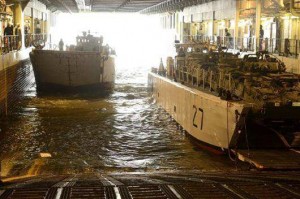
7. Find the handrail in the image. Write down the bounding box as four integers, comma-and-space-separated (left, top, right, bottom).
0, 35, 21, 54
182, 35, 300, 58
0, 33, 48, 54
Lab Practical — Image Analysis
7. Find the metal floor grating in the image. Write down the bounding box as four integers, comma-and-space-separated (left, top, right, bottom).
229, 182, 300, 199
61, 186, 108, 199
1, 172, 300, 199
126, 184, 177, 199
4, 188, 49, 199
174, 183, 239, 199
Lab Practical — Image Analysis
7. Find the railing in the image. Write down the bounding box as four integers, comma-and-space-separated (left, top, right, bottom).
0, 35, 21, 54
182, 35, 300, 58
0, 33, 49, 54
26, 33, 49, 48
175, 67, 233, 99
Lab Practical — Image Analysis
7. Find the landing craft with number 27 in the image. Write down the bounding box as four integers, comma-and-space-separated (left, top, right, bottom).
149, 43, 300, 155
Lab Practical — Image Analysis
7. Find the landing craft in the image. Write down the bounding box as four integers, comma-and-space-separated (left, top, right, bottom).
149, 42, 300, 168
30, 31, 115, 92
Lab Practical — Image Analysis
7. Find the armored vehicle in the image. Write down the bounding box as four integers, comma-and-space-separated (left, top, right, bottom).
149, 43, 300, 153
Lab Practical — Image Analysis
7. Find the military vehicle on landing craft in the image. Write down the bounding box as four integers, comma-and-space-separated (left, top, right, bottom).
149, 42, 300, 155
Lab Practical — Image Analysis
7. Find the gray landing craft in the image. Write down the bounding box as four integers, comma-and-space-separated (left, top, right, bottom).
149, 42, 300, 165
30, 31, 115, 91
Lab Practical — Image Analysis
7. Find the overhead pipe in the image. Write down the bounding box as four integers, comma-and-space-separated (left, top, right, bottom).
140, 0, 216, 14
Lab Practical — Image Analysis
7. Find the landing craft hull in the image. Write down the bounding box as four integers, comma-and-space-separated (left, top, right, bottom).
30, 50, 115, 92
148, 72, 246, 150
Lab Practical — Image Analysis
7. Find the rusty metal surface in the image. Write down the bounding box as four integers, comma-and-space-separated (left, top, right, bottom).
1, 172, 300, 198
234, 149, 300, 170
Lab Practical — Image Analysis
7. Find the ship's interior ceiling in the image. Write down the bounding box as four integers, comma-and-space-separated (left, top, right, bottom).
6, 0, 211, 14
35, 0, 167, 13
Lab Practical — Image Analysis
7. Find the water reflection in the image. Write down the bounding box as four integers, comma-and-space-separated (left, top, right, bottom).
0, 65, 243, 178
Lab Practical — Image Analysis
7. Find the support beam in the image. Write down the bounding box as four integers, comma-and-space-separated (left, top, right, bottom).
56, 0, 73, 13
71, 0, 80, 12
73, 0, 86, 11
255, 0, 262, 52
13, 3, 25, 49
90, 0, 93, 10
115, 0, 130, 11
21, 0, 30, 10
234, 0, 240, 50
5, 0, 30, 11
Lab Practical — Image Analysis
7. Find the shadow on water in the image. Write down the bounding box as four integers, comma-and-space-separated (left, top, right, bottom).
35, 88, 114, 100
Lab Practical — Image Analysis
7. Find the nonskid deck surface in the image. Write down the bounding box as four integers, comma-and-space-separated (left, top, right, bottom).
233, 149, 300, 170
1, 172, 300, 198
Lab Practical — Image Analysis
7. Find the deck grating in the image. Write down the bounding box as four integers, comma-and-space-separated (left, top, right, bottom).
105, 186, 117, 199
0, 190, 13, 199
45, 187, 57, 199
4, 188, 49, 199
1, 173, 300, 198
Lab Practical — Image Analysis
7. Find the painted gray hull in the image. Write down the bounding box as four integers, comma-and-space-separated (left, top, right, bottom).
149, 72, 300, 151
30, 50, 115, 91
149, 72, 247, 150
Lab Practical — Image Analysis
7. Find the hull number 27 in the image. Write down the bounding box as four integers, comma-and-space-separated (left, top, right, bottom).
193, 105, 204, 130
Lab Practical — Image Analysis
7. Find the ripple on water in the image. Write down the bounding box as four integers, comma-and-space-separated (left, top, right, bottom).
0, 66, 243, 177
